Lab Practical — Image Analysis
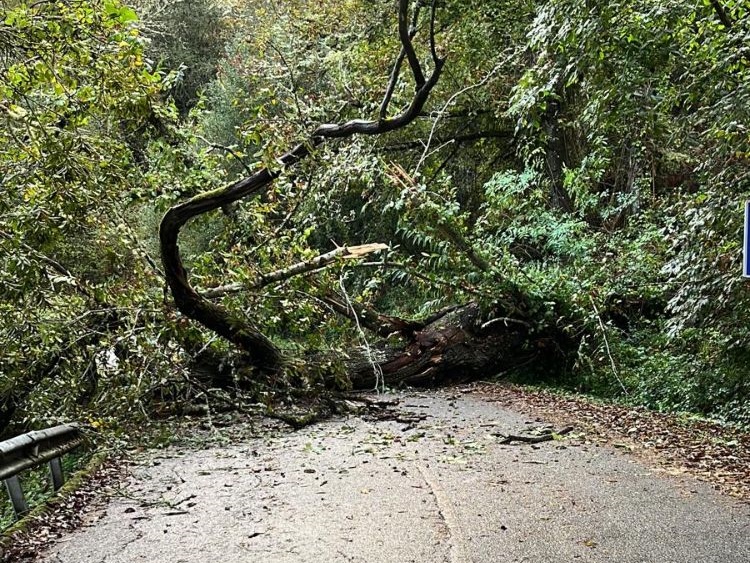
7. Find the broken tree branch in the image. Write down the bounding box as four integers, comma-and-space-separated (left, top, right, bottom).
202, 243, 388, 299
496, 426, 574, 445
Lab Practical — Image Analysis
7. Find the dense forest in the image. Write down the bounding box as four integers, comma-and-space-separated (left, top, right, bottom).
1, 0, 749, 437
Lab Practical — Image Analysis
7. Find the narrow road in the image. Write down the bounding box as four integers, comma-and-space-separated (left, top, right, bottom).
40, 390, 750, 562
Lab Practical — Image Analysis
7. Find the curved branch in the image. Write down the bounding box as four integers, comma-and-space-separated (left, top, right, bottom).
159, 1, 446, 373
380, 1, 422, 119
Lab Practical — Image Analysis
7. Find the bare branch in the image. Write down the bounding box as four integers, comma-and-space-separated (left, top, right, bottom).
319, 293, 423, 339
429, 0, 440, 65
398, 0, 426, 89
414, 59, 507, 175
380, 51, 407, 120
268, 41, 307, 124
202, 243, 388, 298
709, 0, 733, 28
380, 2, 422, 119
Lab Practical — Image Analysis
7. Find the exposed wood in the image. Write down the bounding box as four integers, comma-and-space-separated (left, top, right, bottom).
202, 243, 388, 299
342, 302, 556, 390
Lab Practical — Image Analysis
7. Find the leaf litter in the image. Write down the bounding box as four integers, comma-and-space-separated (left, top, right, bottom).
472, 382, 750, 501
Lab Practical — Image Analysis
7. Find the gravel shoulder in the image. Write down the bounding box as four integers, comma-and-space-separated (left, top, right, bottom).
31, 386, 750, 563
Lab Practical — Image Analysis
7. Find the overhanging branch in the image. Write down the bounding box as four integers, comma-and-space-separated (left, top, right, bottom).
380, 1, 422, 120
159, 1, 447, 372
398, 0, 426, 89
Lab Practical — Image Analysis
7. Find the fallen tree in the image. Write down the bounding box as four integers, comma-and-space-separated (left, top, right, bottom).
159, 0, 575, 391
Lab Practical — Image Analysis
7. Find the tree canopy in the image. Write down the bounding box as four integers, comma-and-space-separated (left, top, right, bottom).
1, 0, 749, 436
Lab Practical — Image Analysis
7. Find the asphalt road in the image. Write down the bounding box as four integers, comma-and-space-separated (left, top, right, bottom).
39, 390, 750, 562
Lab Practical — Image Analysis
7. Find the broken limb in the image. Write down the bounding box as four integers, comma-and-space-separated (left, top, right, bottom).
201, 243, 389, 299
495, 426, 574, 445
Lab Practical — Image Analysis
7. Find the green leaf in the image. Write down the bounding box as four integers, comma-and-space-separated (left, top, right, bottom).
104, 0, 138, 24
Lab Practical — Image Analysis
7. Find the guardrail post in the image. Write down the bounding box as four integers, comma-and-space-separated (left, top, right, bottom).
49, 457, 65, 491
1, 422, 84, 521
4, 475, 29, 518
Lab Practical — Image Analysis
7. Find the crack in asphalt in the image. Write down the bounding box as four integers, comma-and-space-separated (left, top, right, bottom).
415, 462, 468, 563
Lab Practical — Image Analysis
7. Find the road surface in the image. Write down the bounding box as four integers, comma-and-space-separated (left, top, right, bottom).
39, 389, 750, 562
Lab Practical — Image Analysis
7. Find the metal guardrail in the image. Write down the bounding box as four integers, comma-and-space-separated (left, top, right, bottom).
0, 423, 84, 519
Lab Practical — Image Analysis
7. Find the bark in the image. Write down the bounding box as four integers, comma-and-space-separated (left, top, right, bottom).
343, 302, 570, 390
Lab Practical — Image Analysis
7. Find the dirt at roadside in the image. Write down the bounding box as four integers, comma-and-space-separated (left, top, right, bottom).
1, 458, 124, 563
471, 382, 750, 501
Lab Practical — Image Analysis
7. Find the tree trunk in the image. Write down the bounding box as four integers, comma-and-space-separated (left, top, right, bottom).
543, 98, 573, 213
158, 2, 575, 393
344, 303, 568, 389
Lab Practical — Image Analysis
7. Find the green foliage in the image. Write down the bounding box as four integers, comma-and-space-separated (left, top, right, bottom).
177, 0, 750, 424
134, 0, 228, 114
2, 0, 750, 435
0, 0, 187, 433
0, 451, 87, 530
